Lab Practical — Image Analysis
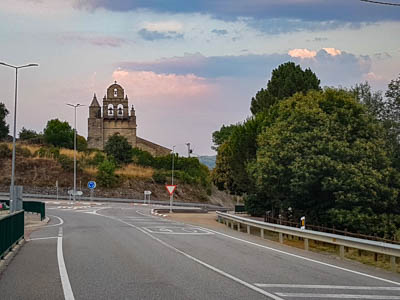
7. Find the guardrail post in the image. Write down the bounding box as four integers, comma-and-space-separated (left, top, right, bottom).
304, 238, 309, 251
339, 245, 345, 259
247, 225, 250, 234
279, 232, 283, 244
231, 222, 234, 229
261, 228, 264, 239
237, 223, 241, 232
390, 256, 397, 272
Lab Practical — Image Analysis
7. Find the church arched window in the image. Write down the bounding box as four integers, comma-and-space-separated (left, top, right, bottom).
108, 104, 114, 116
117, 104, 123, 117
114, 88, 118, 97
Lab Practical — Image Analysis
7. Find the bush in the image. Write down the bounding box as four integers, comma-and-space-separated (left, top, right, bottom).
57, 154, 74, 171
0, 144, 11, 159
97, 159, 118, 187
91, 152, 106, 166
152, 170, 168, 184
104, 134, 133, 164
16, 145, 32, 157
36, 146, 60, 159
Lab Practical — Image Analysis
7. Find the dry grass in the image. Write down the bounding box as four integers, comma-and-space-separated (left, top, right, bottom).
84, 166, 98, 176
115, 164, 154, 178
59, 148, 94, 159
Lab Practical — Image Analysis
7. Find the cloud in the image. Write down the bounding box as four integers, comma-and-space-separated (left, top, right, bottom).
116, 49, 372, 88
73, 0, 400, 23
143, 21, 183, 32
211, 29, 228, 35
61, 34, 128, 47
309, 37, 328, 42
137, 29, 183, 41
112, 70, 213, 99
288, 49, 317, 59
322, 47, 342, 56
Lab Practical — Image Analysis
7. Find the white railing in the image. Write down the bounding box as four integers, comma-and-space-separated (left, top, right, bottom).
216, 211, 400, 271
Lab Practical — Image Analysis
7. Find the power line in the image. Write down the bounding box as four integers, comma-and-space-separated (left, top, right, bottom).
360, 0, 400, 6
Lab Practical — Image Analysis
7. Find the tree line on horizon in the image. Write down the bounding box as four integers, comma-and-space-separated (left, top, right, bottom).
211, 61, 400, 240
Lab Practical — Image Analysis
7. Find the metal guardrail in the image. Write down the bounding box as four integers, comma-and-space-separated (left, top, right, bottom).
0, 200, 45, 220
217, 212, 400, 271
0, 192, 229, 211
0, 210, 24, 259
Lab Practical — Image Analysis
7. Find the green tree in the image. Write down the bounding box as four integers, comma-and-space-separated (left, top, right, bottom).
43, 119, 74, 149
250, 62, 321, 115
77, 135, 88, 151
104, 133, 133, 164
19, 127, 39, 141
97, 159, 117, 187
0, 103, 9, 140
248, 89, 400, 238
211, 124, 237, 150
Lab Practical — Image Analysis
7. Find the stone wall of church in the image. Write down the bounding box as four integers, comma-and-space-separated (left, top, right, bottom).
136, 136, 171, 157
103, 119, 137, 149
88, 118, 103, 149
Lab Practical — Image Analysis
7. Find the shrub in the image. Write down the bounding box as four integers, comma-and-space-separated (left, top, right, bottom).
97, 159, 118, 187
57, 154, 74, 171
0, 143, 11, 159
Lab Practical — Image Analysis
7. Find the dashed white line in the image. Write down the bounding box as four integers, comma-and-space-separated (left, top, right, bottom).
254, 284, 400, 290
57, 227, 75, 300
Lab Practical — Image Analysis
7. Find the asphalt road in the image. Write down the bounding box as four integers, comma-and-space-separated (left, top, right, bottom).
1, 200, 400, 299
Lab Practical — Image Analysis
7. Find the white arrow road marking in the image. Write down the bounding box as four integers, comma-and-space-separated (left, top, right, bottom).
57, 226, 75, 300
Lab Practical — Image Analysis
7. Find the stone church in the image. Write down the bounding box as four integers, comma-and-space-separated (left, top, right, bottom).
88, 82, 171, 156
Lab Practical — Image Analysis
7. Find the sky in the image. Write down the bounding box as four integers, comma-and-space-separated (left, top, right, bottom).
0, 0, 399, 156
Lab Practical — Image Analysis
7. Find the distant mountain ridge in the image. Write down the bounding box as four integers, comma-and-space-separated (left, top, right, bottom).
198, 155, 216, 169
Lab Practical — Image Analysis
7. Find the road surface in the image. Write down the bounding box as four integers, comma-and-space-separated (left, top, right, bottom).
1, 200, 400, 299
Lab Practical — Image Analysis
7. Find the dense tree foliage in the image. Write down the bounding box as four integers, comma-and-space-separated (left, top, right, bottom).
211, 124, 237, 150
43, 119, 74, 149
248, 89, 400, 238
104, 134, 133, 165
19, 127, 39, 141
213, 64, 400, 238
250, 62, 320, 115
0, 103, 9, 140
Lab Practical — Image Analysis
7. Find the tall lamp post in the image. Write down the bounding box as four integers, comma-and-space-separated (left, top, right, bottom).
66, 103, 84, 203
0, 62, 38, 210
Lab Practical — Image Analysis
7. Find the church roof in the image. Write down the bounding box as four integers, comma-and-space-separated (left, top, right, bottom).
90, 93, 100, 107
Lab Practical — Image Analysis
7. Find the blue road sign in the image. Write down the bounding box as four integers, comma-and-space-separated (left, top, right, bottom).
88, 181, 96, 189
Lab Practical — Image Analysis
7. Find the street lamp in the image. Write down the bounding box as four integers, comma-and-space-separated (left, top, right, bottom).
66, 103, 84, 203
170, 145, 176, 213
0, 62, 38, 211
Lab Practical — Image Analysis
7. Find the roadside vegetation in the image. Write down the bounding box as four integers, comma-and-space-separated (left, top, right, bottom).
212, 61, 400, 240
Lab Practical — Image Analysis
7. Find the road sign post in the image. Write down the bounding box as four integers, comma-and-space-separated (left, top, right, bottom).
88, 181, 96, 202
144, 190, 151, 204
165, 185, 177, 213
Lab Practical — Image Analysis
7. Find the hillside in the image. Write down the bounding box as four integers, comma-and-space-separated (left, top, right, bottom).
198, 155, 216, 169
0, 143, 235, 207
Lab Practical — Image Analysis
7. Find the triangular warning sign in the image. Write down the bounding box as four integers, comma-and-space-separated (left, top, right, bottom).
165, 185, 177, 195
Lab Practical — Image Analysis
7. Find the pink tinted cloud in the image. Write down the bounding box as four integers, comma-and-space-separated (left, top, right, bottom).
288, 48, 317, 59
323, 47, 342, 56
112, 70, 213, 100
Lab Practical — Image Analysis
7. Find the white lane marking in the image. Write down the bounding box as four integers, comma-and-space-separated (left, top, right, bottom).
275, 293, 400, 299
192, 227, 400, 286
27, 236, 58, 241
46, 215, 64, 227
57, 227, 75, 300
254, 284, 400, 290
94, 211, 283, 300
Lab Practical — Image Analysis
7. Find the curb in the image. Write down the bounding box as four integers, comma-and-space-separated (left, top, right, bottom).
151, 209, 167, 217
25, 216, 50, 228
0, 239, 25, 276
